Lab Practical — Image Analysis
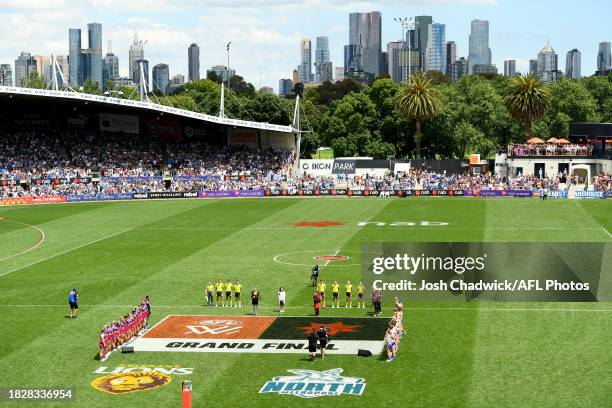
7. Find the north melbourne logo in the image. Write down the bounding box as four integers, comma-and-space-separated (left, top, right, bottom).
259, 368, 365, 398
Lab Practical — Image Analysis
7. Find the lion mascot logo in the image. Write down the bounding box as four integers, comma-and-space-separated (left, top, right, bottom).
91, 371, 172, 394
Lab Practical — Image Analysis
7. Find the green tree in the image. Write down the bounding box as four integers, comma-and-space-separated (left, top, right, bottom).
504, 73, 551, 140
395, 73, 443, 158
82, 79, 102, 95
206, 71, 221, 83
452, 121, 495, 158
547, 78, 600, 124
581, 73, 612, 122
21, 71, 47, 89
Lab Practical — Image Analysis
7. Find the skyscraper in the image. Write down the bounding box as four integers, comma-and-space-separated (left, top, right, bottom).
450, 57, 468, 82
133, 59, 149, 89
468, 19, 492, 75
298, 39, 312, 82
335, 67, 344, 81
343, 44, 360, 76
68, 28, 82, 87
320, 62, 333, 82
504, 60, 516, 76
537, 42, 561, 84
529, 59, 538, 75
152, 63, 170, 94
387, 41, 419, 82
103, 51, 119, 87
0, 64, 12, 86
206, 65, 235, 82
414, 16, 432, 54
446, 41, 456, 76
348, 11, 382, 76
87, 23, 103, 88
565, 49, 581, 79
597, 42, 611, 71
314, 36, 330, 82
426, 23, 446, 73
188, 43, 200, 82
14, 52, 36, 86
33, 55, 50, 81
129, 33, 145, 81
278, 78, 293, 96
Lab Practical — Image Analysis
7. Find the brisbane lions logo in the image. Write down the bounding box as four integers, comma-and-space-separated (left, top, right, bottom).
91, 371, 172, 394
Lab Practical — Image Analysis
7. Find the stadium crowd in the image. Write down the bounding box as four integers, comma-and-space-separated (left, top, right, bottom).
508, 143, 593, 157
1, 130, 610, 198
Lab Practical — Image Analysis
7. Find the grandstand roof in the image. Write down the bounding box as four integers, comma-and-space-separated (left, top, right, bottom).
0, 86, 295, 134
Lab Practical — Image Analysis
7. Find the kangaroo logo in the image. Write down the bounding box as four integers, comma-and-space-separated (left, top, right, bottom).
259, 368, 366, 398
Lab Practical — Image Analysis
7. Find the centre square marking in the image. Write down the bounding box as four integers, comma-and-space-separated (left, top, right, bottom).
132, 315, 387, 354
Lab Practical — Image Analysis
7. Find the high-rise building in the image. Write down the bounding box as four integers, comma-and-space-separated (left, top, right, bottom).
314, 36, 330, 82
298, 39, 312, 82
348, 11, 382, 76
292, 69, 299, 84
473, 64, 498, 75
129, 33, 145, 81
55, 56, 69, 85
320, 61, 333, 82
537, 42, 561, 84
597, 42, 611, 71
529, 59, 538, 75
87, 23, 103, 88
468, 19, 491, 75
68, 28, 82, 87
33, 55, 50, 81
335, 67, 344, 81
167, 74, 185, 94
425, 23, 446, 73
14, 52, 36, 86
206, 65, 235, 82
0, 64, 12, 86
278, 78, 293, 96
343, 44, 361, 76
414, 16, 432, 72
133, 59, 149, 89
565, 49, 581, 79
188, 43, 200, 82
450, 57, 468, 82
504, 60, 516, 76
102, 42, 119, 88
445, 41, 456, 76
152, 63, 170, 94
387, 41, 419, 82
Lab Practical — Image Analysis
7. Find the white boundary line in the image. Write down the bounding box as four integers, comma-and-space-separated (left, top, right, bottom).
0, 219, 46, 262
0, 227, 133, 278
0, 304, 609, 312
602, 228, 612, 239
322, 249, 341, 267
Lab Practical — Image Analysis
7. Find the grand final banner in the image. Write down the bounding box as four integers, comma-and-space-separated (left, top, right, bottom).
131, 316, 386, 355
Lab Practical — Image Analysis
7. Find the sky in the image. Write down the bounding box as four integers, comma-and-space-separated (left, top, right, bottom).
0, 0, 609, 92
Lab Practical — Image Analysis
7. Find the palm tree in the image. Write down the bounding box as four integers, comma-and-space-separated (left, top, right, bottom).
504, 73, 551, 140
395, 73, 443, 158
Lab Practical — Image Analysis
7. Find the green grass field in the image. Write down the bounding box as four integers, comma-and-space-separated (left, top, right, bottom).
0, 197, 610, 407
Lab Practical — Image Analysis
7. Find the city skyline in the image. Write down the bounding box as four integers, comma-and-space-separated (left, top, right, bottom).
0, 0, 609, 91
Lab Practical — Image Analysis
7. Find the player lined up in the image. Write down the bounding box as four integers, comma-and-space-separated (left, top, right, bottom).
316, 280, 366, 308
385, 298, 405, 362
206, 279, 242, 307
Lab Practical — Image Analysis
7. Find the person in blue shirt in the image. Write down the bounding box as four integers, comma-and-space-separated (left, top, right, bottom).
68, 288, 79, 318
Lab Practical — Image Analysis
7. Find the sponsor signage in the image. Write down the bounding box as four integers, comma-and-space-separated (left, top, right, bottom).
99, 113, 139, 134
0, 195, 66, 206
66, 193, 134, 202
259, 369, 366, 398
575, 190, 605, 199
145, 118, 181, 139
299, 160, 333, 177
199, 190, 264, 198
130, 316, 384, 355
605, 191, 612, 199
332, 160, 356, 174
229, 130, 258, 146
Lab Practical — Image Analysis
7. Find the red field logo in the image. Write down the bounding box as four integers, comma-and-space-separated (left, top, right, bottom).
185, 319, 243, 335
291, 221, 346, 227
313, 255, 349, 261
299, 322, 361, 336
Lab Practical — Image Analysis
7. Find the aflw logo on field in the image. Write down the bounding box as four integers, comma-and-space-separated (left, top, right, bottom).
259, 368, 365, 398
185, 320, 243, 335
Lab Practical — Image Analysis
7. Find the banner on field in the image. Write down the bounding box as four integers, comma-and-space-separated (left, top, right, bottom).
574, 191, 605, 199
131, 316, 385, 355
99, 113, 139, 134
0, 195, 65, 206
